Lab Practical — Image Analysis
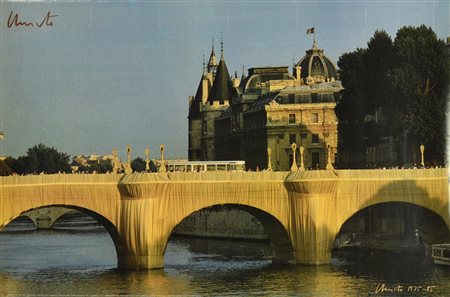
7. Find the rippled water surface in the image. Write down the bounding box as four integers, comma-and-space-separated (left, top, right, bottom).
1, 219, 449, 296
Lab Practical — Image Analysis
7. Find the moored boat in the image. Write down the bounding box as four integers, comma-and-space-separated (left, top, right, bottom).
432, 244, 450, 265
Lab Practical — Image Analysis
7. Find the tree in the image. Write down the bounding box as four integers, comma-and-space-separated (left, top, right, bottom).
131, 157, 146, 172
389, 25, 449, 164
365, 30, 394, 114
5, 156, 28, 174
24, 143, 71, 174
336, 48, 368, 167
336, 26, 449, 167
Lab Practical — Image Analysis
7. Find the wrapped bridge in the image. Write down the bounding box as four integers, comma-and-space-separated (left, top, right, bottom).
1, 169, 448, 269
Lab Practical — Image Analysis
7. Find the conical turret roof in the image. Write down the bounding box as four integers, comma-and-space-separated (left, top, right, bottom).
208, 56, 233, 103
208, 44, 234, 103
189, 72, 210, 118
207, 42, 218, 72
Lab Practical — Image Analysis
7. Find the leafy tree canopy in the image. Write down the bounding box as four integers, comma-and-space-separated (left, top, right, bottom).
5, 144, 71, 174
131, 157, 147, 172
336, 25, 449, 166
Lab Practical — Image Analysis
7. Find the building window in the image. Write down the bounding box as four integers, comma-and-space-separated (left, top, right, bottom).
312, 133, 319, 144
311, 113, 319, 123
289, 114, 296, 124
289, 134, 296, 144
312, 152, 320, 169
311, 93, 318, 103
288, 94, 295, 103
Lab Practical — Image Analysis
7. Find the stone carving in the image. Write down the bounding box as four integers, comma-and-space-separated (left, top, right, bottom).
420, 144, 425, 167
290, 143, 298, 172
268, 100, 280, 108
299, 146, 305, 171
326, 145, 334, 170
267, 147, 272, 171
159, 144, 167, 173
112, 147, 119, 174
269, 113, 280, 122
125, 145, 133, 174
145, 147, 150, 172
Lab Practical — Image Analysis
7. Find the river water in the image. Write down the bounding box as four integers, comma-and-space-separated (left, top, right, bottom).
1, 217, 449, 296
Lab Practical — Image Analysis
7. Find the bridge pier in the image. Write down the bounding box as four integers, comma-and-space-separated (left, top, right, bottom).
292, 241, 335, 265
2, 169, 447, 270
117, 196, 169, 270
289, 217, 337, 265
118, 253, 164, 270
286, 171, 340, 265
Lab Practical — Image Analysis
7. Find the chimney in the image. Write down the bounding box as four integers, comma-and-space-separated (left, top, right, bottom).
232, 71, 241, 87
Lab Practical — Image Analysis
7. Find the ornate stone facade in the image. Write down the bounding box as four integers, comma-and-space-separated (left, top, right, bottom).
188, 40, 342, 170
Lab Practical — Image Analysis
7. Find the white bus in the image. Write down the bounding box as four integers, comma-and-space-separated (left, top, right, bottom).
166, 160, 245, 172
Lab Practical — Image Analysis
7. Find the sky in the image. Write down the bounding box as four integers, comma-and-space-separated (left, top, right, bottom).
0, 0, 449, 160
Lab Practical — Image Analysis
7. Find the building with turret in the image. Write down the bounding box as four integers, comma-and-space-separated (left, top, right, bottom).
188, 38, 342, 171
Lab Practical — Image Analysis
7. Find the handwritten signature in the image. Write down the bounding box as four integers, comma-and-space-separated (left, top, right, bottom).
375, 283, 436, 294
7, 11, 57, 29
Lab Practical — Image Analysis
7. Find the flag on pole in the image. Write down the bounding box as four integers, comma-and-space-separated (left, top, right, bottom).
306, 27, 315, 35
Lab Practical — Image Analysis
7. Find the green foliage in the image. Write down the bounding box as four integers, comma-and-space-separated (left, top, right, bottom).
389, 25, 449, 163
131, 157, 147, 172
365, 30, 394, 114
4, 144, 71, 174
336, 48, 369, 167
4, 156, 27, 174
336, 26, 449, 167
25, 143, 71, 174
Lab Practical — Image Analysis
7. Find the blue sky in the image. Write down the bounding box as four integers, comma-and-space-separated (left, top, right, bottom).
1, 0, 449, 160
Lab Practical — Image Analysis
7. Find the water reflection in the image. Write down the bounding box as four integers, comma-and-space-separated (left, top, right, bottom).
1, 222, 450, 296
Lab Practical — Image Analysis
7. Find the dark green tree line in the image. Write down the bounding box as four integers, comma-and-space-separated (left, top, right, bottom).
2, 143, 71, 174
336, 26, 449, 167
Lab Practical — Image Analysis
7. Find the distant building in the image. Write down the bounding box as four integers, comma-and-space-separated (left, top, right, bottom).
71, 154, 115, 172
188, 39, 342, 170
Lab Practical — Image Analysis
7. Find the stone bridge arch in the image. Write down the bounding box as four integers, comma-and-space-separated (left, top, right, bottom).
334, 174, 450, 239
331, 170, 449, 256
284, 168, 449, 265
166, 203, 294, 264
4, 204, 123, 261
0, 174, 123, 264
118, 171, 293, 269
0, 174, 122, 230
336, 201, 450, 244
21, 206, 74, 229
2, 168, 447, 270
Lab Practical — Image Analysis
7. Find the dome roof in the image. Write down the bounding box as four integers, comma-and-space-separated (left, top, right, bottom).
295, 41, 338, 84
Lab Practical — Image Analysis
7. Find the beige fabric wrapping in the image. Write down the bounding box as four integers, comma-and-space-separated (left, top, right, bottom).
285, 168, 449, 264
118, 171, 291, 268
0, 174, 122, 228
1, 168, 448, 268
